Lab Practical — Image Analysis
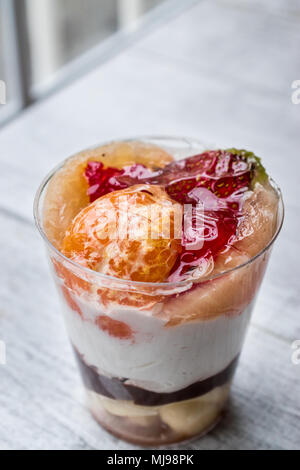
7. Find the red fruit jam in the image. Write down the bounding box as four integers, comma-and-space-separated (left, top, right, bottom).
84, 150, 255, 281
85, 161, 154, 203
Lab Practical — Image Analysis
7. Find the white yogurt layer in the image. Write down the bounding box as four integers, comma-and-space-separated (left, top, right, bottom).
60, 291, 255, 393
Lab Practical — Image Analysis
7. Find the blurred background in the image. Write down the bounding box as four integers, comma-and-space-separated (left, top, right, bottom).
0, 0, 165, 126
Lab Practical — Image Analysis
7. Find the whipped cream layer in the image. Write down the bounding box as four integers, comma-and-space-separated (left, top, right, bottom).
60, 290, 254, 394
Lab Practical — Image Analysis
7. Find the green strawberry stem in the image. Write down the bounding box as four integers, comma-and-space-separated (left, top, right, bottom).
226, 148, 268, 189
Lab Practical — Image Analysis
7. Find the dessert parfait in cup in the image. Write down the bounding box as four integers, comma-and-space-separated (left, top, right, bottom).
34, 137, 283, 446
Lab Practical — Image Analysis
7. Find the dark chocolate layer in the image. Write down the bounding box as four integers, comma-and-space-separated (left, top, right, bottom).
73, 347, 239, 406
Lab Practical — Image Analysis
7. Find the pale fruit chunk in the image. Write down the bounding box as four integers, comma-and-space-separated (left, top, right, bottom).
90, 392, 159, 417
159, 384, 230, 436
234, 182, 279, 257
43, 154, 89, 250
161, 182, 278, 324
91, 141, 174, 170
43, 141, 173, 249
161, 250, 265, 324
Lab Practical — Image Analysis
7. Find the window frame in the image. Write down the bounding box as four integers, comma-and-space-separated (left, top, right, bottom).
0, 0, 25, 126
0, 0, 195, 127
28, 0, 188, 101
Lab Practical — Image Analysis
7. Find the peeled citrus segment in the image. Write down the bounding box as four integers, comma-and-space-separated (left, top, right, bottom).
62, 185, 182, 289
161, 249, 269, 325
95, 315, 135, 340
97, 287, 163, 311
62, 185, 182, 307
43, 141, 173, 248
52, 257, 90, 294
51, 257, 91, 318
60, 285, 83, 317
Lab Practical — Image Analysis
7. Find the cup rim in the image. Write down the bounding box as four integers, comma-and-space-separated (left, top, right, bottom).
33, 135, 284, 289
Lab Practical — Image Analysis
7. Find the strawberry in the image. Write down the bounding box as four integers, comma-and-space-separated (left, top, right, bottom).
163, 149, 267, 281
115, 149, 266, 204
160, 150, 254, 204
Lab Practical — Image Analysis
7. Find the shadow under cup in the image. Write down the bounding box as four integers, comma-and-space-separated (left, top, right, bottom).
34, 137, 284, 446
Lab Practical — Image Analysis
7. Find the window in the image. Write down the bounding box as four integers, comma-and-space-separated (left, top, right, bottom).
26, 0, 120, 91
0, 0, 167, 126
26, 0, 165, 96
0, 7, 5, 82
0, 0, 23, 124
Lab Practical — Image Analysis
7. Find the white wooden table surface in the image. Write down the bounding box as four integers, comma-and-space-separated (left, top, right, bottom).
0, 0, 299, 450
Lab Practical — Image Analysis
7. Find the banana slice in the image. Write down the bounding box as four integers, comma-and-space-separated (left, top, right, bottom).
87, 384, 230, 435
159, 384, 230, 436
88, 391, 159, 417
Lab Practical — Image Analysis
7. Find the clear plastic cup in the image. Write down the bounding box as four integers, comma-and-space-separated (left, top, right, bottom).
34, 137, 284, 446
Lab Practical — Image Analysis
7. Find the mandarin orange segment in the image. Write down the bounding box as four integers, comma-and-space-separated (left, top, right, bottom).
95, 316, 134, 340
61, 185, 182, 306
51, 257, 90, 293
97, 287, 162, 310
43, 142, 173, 249
61, 285, 83, 317
98, 237, 182, 283
62, 185, 182, 282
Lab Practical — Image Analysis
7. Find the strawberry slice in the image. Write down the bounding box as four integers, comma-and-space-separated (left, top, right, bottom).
116, 149, 265, 203
157, 150, 253, 204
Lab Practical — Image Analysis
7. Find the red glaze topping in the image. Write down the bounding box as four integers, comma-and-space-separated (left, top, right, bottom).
154, 150, 253, 280
85, 161, 153, 203
84, 150, 255, 281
